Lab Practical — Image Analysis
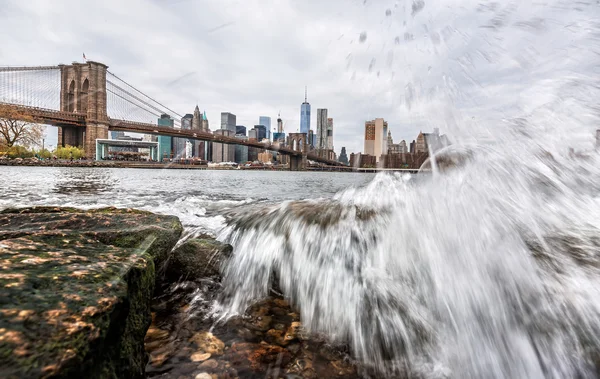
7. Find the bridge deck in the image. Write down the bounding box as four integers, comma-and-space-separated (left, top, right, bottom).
0, 103, 343, 166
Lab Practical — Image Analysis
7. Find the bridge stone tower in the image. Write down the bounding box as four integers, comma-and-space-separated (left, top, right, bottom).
288, 133, 308, 171
58, 61, 109, 159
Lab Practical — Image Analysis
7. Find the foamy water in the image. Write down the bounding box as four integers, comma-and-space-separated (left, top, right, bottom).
213, 1, 600, 378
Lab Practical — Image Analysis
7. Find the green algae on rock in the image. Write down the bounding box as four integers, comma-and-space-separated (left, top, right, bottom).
165, 238, 232, 281
0, 207, 183, 379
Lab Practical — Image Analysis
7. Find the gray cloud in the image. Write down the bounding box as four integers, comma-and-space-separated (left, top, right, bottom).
2, 0, 599, 153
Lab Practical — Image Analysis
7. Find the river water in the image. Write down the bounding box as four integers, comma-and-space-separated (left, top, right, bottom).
0, 167, 376, 234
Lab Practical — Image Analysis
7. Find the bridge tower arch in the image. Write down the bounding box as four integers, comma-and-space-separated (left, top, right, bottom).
288, 133, 308, 171
58, 61, 109, 159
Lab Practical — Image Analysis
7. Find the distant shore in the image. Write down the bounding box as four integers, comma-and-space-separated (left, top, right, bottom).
0, 158, 420, 173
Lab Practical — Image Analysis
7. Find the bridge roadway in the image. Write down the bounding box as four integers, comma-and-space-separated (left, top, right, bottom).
0, 103, 344, 166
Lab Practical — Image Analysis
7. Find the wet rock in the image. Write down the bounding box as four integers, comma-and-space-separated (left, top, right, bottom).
165, 238, 232, 281
227, 342, 292, 372
199, 358, 219, 370
0, 206, 183, 379
191, 352, 211, 362
190, 331, 225, 356
195, 373, 212, 379
284, 321, 303, 342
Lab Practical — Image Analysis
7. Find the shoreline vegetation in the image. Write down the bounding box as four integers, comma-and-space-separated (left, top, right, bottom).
0, 206, 361, 379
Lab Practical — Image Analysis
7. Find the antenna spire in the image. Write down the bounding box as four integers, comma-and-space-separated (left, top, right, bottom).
304, 86, 307, 102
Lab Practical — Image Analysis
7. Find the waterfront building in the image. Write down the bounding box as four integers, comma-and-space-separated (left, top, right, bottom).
399, 140, 408, 153
309, 129, 316, 148
259, 116, 271, 139
349, 153, 376, 168
248, 129, 258, 141
338, 147, 349, 165
300, 87, 311, 135
157, 113, 174, 161
316, 108, 328, 150
234, 135, 249, 163
212, 129, 235, 163
111, 131, 125, 140
364, 118, 388, 162
416, 128, 445, 154
258, 151, 274, 163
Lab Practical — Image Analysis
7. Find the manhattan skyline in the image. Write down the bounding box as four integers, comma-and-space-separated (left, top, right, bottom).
3, 0, 587, 154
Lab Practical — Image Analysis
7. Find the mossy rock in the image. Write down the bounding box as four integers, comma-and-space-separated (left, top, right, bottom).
165, 238, 232, 281
0, 207, 183, 379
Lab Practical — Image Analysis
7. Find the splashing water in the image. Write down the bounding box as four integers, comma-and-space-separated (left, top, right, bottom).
213, 1, 600, 378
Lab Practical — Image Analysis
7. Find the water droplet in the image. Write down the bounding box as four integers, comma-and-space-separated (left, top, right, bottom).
394, 36, 400, 44
411, 0, 425, 17
368, 58, 376, 72
386, 9, 392, 16
359, 32, 368, 43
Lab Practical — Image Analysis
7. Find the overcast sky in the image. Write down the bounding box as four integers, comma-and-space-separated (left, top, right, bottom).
2, 0, 598, 153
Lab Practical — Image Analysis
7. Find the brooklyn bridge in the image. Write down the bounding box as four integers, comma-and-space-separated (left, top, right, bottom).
0, 61, 343, 170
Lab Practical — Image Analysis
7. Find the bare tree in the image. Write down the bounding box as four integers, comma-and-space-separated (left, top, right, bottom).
0, 104, 45, 149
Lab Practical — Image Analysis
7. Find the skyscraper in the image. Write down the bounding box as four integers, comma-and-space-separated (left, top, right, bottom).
236, 125, 247, 136
300, 87, 310, 135
253, 125, 267, 141
338, 147, 349, 165
212, 129, 235, 163
176, 114, 193, 159
316, 108, 328, 150
157, 114, 174, 161
191, 106, 206, 159
234, 135, 249, 163
327, 118, 333, 150
277, 113, 283, 133
221, 112, 236, 133
259, 116, 271, 139
201, 111, 209, 132
364, 118, 388, 162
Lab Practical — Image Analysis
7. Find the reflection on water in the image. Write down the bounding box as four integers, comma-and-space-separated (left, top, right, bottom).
52, 168, 118, 195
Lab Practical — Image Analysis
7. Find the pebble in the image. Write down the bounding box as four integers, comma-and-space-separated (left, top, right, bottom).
199, 359, 219, 370
190, 352, 211, 362
195, 373, 212, 379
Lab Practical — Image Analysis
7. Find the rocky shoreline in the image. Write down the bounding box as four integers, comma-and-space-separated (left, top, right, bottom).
0, 206, 361, 379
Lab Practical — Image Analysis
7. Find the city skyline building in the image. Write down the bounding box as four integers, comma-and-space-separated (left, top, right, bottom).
277, 113, 283, 133
399, 140, 408, 153
364, 118, 388, 162
259, 116, 271, 139
192, 106, 207, 159
300, 87, 311, 135
234, 135, 249, 163
220, 112, 237, 133
309, 129, 316, 148
212, 129, 235, 162
111, 131, 125, 140
236, 125, 247, 136
175, 113, 194, 159
338, 147, 349, 165
253, 125, 267, 141
316, 108, 328, 150
327, 117, 333, 150
157, 113, 174, 161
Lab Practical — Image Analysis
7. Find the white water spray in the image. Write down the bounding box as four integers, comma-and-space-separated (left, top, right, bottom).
215, 1, 600, 378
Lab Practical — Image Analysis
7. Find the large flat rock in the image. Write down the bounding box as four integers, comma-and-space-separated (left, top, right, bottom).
0, 207, 183, 379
